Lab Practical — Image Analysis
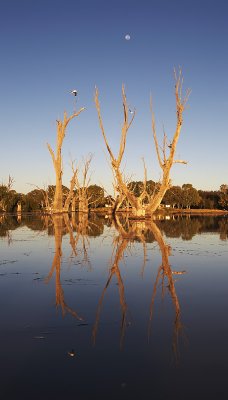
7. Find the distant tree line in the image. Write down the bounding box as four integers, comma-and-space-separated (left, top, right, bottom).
0, 181, 107, 213
163, 183, 228, 210
1, 177, 228, 213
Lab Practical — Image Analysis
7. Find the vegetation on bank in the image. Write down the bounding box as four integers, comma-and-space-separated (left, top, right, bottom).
1, 176, 228, 214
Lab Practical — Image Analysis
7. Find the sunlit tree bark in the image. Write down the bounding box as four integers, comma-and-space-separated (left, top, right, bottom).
47, 108, 85, 213
63, 162, 78, 212
95, 69, 190, 217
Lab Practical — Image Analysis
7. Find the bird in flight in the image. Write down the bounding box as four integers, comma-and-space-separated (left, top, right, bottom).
70, 89, 78, 96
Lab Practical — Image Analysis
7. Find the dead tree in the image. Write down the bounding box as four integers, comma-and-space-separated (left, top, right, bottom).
95, 85, 143, 216
63, 162, 78, 212
74, 154, 93, 214
47, 108, 85, 213
148, 69, 190, 212
95, 69, 190, 217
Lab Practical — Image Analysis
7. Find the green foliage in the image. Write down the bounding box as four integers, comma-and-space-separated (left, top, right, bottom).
181, 184, 201, 209
1, 179, 227, 213
87, 185, 105, 208
127, 180, 158, 201
198, 190, 220, 209
0, 185, 21, 212
218, 184, 228, 210
162, 186, 182, 207
0, 185, 8, 211
162, 184, 201, 209
22, 189, 46, 212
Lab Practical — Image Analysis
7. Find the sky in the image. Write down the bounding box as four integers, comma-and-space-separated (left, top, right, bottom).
0, 0, 228, 195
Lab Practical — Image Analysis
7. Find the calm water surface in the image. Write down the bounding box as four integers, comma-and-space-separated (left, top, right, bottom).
0, 213, 228, 399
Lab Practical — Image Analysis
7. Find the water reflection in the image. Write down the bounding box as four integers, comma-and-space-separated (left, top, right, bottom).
1, 212, 227, 357
91, 215, 186, 359
44, 213, 105, 320
92, 220, 129, 347
1, 212, 228, 398
1, 212, 228, 240
147, 220, 185, 362
45, 215, 83, 320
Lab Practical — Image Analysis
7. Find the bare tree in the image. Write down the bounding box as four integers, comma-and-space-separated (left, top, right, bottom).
74, 154, 93, 214
47, 108, 85, 213
7, 175, 15, 190
95, 69, 190, 217
148, 69, 190, 212
63, 161, 78, 212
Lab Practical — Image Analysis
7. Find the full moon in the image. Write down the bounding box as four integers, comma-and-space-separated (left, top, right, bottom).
125, 34, 131, 40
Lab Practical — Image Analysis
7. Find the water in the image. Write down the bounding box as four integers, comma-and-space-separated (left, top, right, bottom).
0, 213, 228, 399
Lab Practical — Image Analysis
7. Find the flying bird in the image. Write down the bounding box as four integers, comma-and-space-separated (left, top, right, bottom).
70, 89, 78, 96
67, 349, 76, 357
129, 108, 134, 114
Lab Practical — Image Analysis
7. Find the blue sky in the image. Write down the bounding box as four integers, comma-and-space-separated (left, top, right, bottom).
0, 0, 227, 194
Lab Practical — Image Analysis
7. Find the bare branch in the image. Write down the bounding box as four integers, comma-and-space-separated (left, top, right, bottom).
95, 85, 138, 209
117, 85, 136, 166
148, 69, 190, 214
94, 87, 116, 163
150, 96, 164, 169
47, 143, 56, 166
63, 108, 85, 130
173, 159, 188, 164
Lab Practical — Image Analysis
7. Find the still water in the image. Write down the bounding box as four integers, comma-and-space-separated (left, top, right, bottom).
0, 213, 228, 399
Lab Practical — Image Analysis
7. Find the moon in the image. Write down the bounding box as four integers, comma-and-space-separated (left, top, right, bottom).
125, 34, 131, 41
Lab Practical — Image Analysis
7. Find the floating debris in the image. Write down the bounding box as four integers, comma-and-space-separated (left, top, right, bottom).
33, 336, 45, 340
0, 260, 18, 265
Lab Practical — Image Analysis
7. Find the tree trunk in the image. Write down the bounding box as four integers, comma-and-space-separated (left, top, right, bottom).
17, 202, 22, 214
47, 108, 85, 213
78, 194, 89, 214
71, 196, 76, 212
53, 169, 63, 213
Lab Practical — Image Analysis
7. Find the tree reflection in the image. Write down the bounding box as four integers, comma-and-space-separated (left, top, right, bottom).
45, 213, 104, 320
45, 215, 83, 320
92, 215, 185, 359
147, 220, 185, 362
92, 231, 128, 348
1, 213, 228, 241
